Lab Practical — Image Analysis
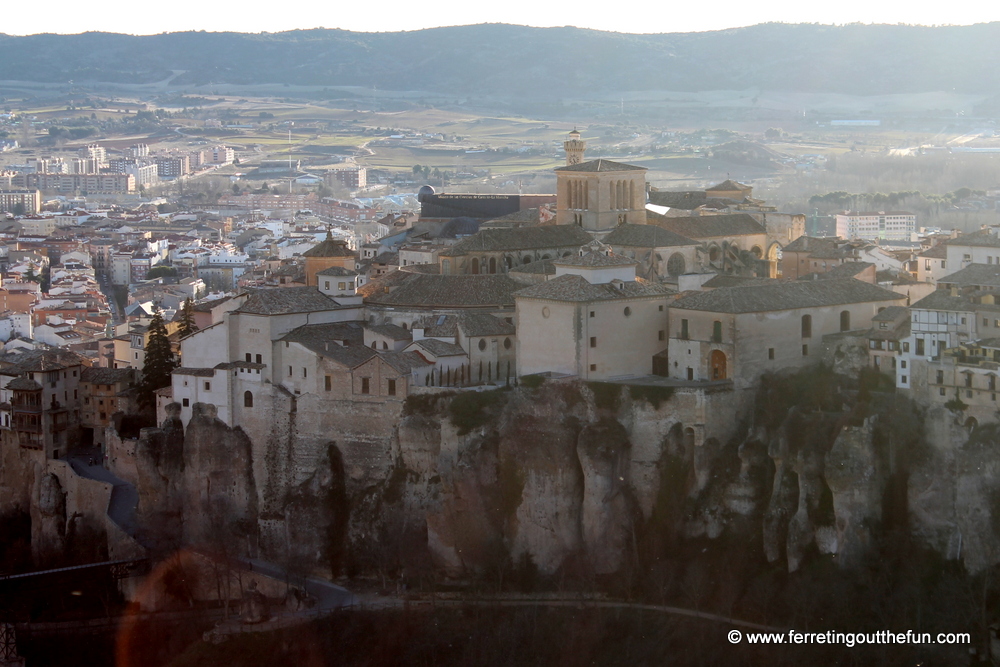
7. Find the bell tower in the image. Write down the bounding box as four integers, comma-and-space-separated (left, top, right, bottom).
564, 129, 586, 166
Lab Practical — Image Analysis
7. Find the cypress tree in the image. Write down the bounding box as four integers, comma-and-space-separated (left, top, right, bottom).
139, 309, 177, 410
178, 297, 198, 338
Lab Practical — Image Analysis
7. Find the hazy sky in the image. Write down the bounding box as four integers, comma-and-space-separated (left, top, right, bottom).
4, 0, 999, 35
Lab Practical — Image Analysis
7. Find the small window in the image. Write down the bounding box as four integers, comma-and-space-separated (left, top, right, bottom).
256, 354, 262, 364
590, 311, 595, 318
686, 368, 693, 381
768, 348, 775, 360
361, 377, 370, 394
303, 368, 307, 378
624, 307, 632, 317
339, 282, 346, 290
204, 381, 211, 391
388, 379, 396, 396
658, 330, 665, 341
937, 370, 944, 384
590, 337, 596, 348
325, 281, 330, 289
325, 375, 332, 391
681, 319, 689, 339
245, 353, 251, 362
244, 391, 253, 408
712, 321, 722, 343
802, 344, 809, 356
659, 305, 664, 312
589, 364, 596, 372
478, 339, 487, 351
288, 366, 293, 376
504, 337, 512, 350
182, 398, 190, 407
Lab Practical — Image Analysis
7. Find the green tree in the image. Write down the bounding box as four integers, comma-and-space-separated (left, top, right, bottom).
177, 298, 198, 338
11, 202, 25, 216
138, 310, 177, 410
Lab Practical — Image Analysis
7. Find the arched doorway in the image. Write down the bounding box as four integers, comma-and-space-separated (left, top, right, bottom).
710, 350, 727, 380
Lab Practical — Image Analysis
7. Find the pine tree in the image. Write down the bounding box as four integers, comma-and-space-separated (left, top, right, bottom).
139, 309, 177, 409
178, 297, 198, 338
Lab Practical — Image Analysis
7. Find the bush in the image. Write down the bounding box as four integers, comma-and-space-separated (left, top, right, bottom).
586, 382, 623, 411
629, 384, 675, 409
449, 388, 508, 435
520, 374, 546, 389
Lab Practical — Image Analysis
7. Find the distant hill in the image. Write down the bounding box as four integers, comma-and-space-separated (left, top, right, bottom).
2, 23, 1000, 97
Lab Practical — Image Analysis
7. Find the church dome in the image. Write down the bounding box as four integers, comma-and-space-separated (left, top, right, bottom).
418, 185, 436, 202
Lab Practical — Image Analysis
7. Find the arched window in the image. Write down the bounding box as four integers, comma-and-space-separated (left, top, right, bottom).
751, 245, 763, 258
244, 391, 253, 408
471, 258, 480, 275
801, 314, 812, 339
666, 253, 686, 276
840, 310, 851, 332
709, 246, 720, 263
489, 257, 497, 274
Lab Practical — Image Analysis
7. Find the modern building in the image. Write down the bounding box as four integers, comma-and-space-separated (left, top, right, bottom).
835, 211, 916, 242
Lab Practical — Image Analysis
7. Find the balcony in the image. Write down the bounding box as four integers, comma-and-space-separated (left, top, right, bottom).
12, 403, 42, 414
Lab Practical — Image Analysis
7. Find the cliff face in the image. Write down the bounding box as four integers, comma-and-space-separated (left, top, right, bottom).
115, 375, 1000, 580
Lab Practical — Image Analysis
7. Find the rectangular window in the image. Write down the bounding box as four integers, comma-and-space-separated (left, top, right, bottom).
325, 375, 332, 391
658, 330, 665, 341
802, 344, 809, 356
387, 379, 396, 396
589, 364, 597, 371
681, 319, 689, 340
967, 390, 973, 399
937, 370, 944, 384
361, 377, 370, 394
590, 337, 596, 348
183, 398, 190, 407
768, 348, 775, 360
901, 360, 907, 369
686, 367, 693, 381
939, 388, 946, 396
339, 282, 347, 290
302, 368, 307, 378
903, 342, 910, 353
658, 305, 664, 312
288, 366, 293, 376
204, 381, 211, 391
916, 339, 925, 356
589, 311, 595, 318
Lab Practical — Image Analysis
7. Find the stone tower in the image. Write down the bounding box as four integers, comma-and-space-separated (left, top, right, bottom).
564, 129, 586, 166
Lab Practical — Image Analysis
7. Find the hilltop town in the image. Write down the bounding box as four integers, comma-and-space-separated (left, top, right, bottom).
1, 122, 1000, 663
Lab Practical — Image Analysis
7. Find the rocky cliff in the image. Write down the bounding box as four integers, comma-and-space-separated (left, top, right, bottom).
92, 370, 1000, 581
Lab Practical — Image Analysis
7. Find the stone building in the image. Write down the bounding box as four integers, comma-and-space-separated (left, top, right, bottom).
301, 231, 356, 287
80, 367, 138, 447
648, 212, 774, 277
601, 223, 700, 280
437, 225, 592, 275
667, 278, 905, 391
515, 243, 674, 379
0, 349, 88, 459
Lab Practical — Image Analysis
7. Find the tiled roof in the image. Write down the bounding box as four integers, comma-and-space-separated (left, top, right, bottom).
701, 275, 778, 288
706, 179, 751, 192
7, 376, 42, 391
81, 367, 136, 384
301, 235, 353, 258
804, 262, 874, 280
671, 278, 904, 314
215, 361, 267, 370
457, 312, 516, 337
0, 349, 87, 373
554, 159, 647, 173
361, 272, 525, 308
316, 266, 358, 277
872, 305, 910, 322
367, 324, 412, 341
782, 236, 841, 254
938, 263, 1000, 287
553, 251, 637, 268
509, 259, 557, 276
379, 350, 432, 373
412, 314, 459, 338
918, 243, 948, 259
515, 274, 675, 302
283, 326, 377, 369
647, 190, 707, 210
234, 287, 346, 315
602, 224, 698, 248
910, 289, 984, 313
647, 212, 766, 239
280, 322, 365, 347
947, 230, 1000, 248
440, 225, 592, 256
173, 367, 216, 377
409, 338, 468, 357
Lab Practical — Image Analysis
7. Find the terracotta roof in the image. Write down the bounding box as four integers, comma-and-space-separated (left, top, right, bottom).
515, 274, 675, 302
671, 278, 904, 314
554, 159, 647, 173
602, 224, 698, 248
234, 287, 347, 315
